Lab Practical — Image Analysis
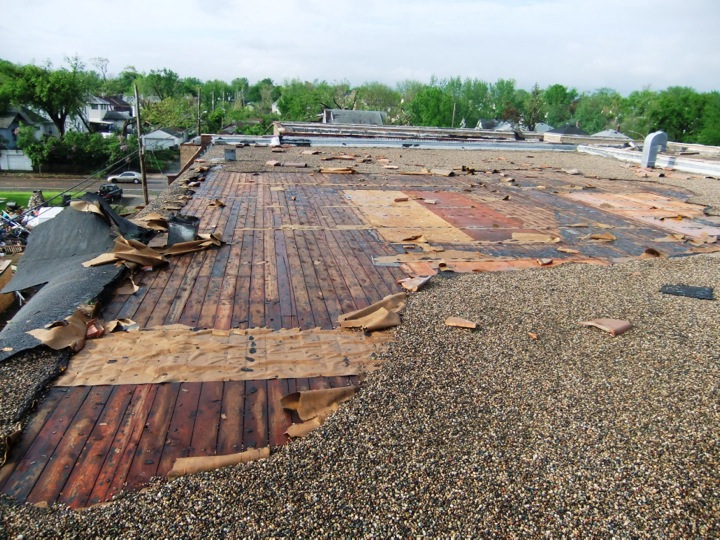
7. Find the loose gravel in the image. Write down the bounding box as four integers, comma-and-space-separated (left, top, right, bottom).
2, 255, 719, 538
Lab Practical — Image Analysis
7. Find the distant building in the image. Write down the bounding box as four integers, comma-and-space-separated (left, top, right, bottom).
142, 128, 188, 150
546, 123, 589, 136
0, 107, 57, 149
592, 129, 632, 140
322, 109, 386, 125
67, 96, 134, 135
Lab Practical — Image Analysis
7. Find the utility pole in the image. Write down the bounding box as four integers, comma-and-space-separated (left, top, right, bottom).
452, 102, 456, 129
197, 87, 202, 138
133, 83, 149, 206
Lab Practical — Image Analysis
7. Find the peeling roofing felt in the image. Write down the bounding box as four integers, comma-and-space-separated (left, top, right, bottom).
0, 195, 152, 363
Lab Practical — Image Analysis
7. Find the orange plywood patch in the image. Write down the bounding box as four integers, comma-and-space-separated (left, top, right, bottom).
342, 190, 475, 243
566, 191, 720, 239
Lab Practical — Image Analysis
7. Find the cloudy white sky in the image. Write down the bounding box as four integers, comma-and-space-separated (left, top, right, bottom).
2, 0, 718, 94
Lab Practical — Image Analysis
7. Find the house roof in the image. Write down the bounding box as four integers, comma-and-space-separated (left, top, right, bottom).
327, 109, 386, 125
547, 123, 589, 135
145, 128, 186, 138
103, 110, 131, 121
104, 96, 132, 109
88, 95, 111, 106
0, 108, 35, 129
592, 129, 632, 140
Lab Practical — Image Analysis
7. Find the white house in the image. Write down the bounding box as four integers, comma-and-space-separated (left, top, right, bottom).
67, 96, 133, 135
142, 128, 188, 150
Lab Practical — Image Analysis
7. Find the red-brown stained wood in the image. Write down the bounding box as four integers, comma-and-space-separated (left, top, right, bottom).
247, 191, 266, 328
131, 265, 175, 328
189, 382, 224, 457
91, 384, 158, 504
179, 251, 216, 328
27, 386, 114, 505
267, 379, 291, 448
217, 382, 245, 455
1, 387, 90, 501
57, 385, 136, 509
157, 382, 203, 477
124, 382, 180, 490
163, 251, 209, 326
144, 253, 194, 328
309, 377, 333, 391
0, 387, 66, 490
243, 380, 268, 449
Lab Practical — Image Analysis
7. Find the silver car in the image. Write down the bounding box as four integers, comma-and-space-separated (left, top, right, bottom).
107, 171, 142, 184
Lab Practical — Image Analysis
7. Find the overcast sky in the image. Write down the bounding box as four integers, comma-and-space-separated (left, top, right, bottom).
2, 0, 718, 95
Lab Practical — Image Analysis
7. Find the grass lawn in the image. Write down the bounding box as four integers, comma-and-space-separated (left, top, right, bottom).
0, 191, 65, 209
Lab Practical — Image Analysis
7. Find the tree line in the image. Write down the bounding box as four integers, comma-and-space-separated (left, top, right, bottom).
1, 56, 719, 147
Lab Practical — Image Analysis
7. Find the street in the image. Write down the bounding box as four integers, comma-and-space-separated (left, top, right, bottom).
0, 173, 169, 196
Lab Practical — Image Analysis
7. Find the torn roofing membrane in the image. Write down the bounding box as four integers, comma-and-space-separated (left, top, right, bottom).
0, 194, 154, 362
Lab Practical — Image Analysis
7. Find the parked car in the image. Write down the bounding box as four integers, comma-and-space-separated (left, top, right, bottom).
97, 183, 123, 203
107, 171, 142, 184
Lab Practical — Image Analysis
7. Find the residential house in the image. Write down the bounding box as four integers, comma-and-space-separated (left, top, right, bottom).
142, 128, 188, 150
0, 107, 58, 171
0, 107, 57, 149
67, 95, 134, 136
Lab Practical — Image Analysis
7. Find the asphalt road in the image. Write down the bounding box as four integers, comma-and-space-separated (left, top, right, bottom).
0, 173, 169, 197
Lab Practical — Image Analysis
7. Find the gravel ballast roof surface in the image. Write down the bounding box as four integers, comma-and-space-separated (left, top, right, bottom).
2, 147, 719, 537
3, 255, 719, 538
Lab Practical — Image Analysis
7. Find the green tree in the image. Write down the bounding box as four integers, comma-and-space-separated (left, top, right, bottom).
102, 66, 141, 96
142, 68, 181, 100
697, 92, 720, 145
490, 78, 522, 122
408, 86, 454, 126
619, 88, 658, 138
522, 84, 546, 131
16, 124, 49, 169
277, 79, 333, 121
543, 84, 578, 127
355, 81, 401, 113
574, 88, 623, 133
0, 58, 98, 136
142, 96, 196, 130
649, 86, 704, 142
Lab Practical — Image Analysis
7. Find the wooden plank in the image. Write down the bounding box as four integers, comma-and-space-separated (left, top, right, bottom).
0, 387, 66, 490
27, 386, 114, 505
1, 386, 90, 501
294, 230, 333, 329
144, 253, 194, 328
247, 188, 267, 328
217, 381, 245, 455
163, 251, 209, 326
243, 380, 268, 449
124, 382, 180, 490
89, 384, 158, 505
157, 382, 203, 477
267, 379, 291, 448
188, 382, 224, 457
130, 265, 175, 328
214, 197, 245, 329
274, 229, 297, 329
231, 190, 257, 329
264, 216, 282, 330
284, 231, 315, 329
57, 385, 136, 509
